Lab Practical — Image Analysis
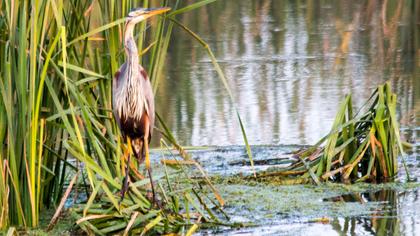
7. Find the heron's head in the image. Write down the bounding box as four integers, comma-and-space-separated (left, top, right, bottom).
127, 7, 171, 25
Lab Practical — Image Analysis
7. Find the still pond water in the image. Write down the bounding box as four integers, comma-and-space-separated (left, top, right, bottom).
153, 0, 419, 235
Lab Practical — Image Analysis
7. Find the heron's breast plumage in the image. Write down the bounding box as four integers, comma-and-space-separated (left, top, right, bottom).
112, 63, 154, 139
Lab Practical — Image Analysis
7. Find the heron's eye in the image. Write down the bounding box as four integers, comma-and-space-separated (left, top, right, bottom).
128, 10, 145, 17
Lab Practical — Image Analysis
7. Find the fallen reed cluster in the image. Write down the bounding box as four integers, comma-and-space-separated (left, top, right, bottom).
259, 83, 410, 184
68, 152, 226, 235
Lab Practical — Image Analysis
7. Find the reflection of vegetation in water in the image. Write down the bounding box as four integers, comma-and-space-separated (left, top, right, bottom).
157, 0, 419, 146
371, 190, 399, 235
329, 189, 400, 235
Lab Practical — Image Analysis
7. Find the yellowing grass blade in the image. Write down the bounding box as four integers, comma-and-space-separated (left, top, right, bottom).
140, 215, 162, 236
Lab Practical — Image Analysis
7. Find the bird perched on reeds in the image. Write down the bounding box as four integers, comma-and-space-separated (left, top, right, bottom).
112, 7, 170, 203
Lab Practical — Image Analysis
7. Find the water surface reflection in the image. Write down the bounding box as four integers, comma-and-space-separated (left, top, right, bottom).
155, 0, 419, 146
326, 189, 420, 235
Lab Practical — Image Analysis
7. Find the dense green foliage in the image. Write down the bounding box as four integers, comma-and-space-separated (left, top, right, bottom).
0, 0, 231, 233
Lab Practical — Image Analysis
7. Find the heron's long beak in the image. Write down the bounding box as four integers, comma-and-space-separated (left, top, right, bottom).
127, 7, 171, 25
144, 7, 171, 17
128, 7, 171, 19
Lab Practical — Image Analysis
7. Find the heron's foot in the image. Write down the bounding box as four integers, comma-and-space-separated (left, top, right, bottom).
146, 190, 161, 209
119, 175, 130, 204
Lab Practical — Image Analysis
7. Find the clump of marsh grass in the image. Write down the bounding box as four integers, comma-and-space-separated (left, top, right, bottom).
1, 0, 239, 233
258, 82, 410, 184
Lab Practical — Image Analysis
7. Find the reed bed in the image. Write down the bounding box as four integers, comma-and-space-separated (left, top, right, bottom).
0, 0, 246, 233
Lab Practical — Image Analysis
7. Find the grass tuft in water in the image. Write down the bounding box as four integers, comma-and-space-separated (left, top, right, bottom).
258, 82, 411, 184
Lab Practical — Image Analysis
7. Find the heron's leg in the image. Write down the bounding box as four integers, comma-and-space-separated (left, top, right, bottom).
130, 139, 146, 179
143, 119, 156, 205
144, 138, 156, 206
120, 137, 133, 203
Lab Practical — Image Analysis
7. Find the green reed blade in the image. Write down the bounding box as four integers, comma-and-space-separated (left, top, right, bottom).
169, 18, 256, 177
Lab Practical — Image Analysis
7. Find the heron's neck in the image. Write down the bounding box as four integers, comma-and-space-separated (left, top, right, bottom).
124, 22, 139, 68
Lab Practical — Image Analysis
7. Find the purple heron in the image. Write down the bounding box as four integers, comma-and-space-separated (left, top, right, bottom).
112, 7, 170, 203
